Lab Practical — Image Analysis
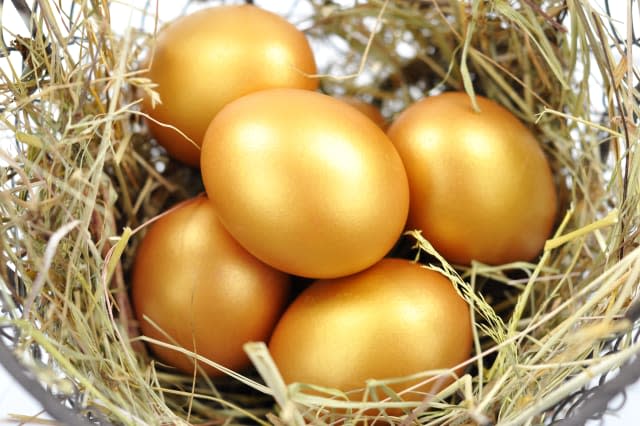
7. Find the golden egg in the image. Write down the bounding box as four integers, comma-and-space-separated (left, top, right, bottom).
200, 88, 410, 279
268, 258, 473, 404
387, 92, 558, 265
337, 96, 386, 129
142, 5, 318, 166
131, 196, 291, 376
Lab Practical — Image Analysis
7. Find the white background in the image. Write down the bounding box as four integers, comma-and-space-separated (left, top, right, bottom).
1, 0, 639, 425
0, 365, 53, 425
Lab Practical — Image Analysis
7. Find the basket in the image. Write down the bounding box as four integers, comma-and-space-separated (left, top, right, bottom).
1, 0, 639, 424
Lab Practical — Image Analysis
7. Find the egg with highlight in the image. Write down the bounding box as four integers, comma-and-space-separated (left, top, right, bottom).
201, 88, 409, 279
142, 5, 318, 166
268, 258, 473, 405
387, 92, 558, 265
131, 196, 291, 376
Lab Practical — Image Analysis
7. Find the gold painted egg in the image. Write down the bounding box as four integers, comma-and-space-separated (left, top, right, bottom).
142, 5, 318, 166
131, 196, 291, 376
201, 88, 409, 279
387, 92, 558, 265
269, 258, 473, 404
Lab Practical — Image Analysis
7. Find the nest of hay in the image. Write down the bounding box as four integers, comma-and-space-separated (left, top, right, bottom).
1, 0, 639, 424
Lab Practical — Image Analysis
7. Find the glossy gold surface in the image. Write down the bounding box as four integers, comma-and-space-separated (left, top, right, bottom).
200, 88, 410, 279
268, 258, 473, 401
131, 196, 291, 376
337, 96, 386, 129
142, 5, 318, 166
387, 92, 558, 265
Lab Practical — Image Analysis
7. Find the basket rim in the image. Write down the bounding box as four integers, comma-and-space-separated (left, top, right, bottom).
0, 331, 106, 426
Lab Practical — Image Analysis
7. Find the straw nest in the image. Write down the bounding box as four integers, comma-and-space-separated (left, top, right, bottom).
0, 0, 639, 424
